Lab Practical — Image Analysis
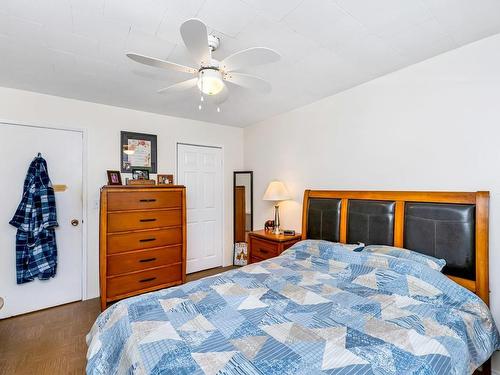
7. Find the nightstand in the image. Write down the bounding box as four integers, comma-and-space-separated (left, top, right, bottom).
248, 230, 302, 264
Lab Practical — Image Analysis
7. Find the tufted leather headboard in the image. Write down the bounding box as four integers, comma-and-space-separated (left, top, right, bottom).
405, 202, 476, 280
347, 200, 396, 246
306, 198, 341, 242
302, 190, 490, 305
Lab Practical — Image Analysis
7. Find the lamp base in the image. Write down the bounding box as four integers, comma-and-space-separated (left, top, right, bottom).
273, 204, 281, 234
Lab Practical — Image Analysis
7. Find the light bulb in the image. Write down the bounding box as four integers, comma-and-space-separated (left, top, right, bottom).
197, 69, 224, 96
217, 107, 221, 113
200, 96, 204, 102
198, 104, 202, 110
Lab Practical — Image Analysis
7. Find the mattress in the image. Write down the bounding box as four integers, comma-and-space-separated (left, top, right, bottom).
87, 240, 500, 374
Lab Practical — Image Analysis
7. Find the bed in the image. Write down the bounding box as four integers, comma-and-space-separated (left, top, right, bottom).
87, 190, 500, 374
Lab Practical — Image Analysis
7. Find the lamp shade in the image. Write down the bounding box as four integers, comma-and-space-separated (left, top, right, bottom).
263, 181, 290, 201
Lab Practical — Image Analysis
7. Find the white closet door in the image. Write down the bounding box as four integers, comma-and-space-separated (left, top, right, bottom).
177, 144, 223, 273
0, 123, 83, 318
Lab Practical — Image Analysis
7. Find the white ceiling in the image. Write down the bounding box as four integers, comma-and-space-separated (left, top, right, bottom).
1, 0, 500, 127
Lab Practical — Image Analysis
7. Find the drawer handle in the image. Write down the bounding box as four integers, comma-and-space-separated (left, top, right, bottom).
139, 199, 157, 202
139, 257, 157, 263
139, 237, 156, 242
259, 248, 269, 254
140, 218, 157, 222
139, 277, 156, 283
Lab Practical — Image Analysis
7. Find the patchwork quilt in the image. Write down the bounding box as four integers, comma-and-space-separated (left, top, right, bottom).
87, 240, 500, 374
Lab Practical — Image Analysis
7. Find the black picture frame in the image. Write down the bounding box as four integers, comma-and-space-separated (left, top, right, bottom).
132, 168, 150, 180
106, 170, 122, 185
121, 131, 157, 173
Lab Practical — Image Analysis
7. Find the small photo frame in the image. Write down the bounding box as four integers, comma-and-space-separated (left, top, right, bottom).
157, 174, 174, 185
132, 168, 150, 180
107, 170, 122, 185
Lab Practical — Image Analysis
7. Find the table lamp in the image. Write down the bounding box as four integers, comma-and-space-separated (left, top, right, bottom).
263, 181, 290, 234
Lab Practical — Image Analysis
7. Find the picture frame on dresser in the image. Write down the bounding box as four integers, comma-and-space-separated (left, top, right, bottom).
106, 170, 122, 185
132, 168, 149, 180
157, 174, 174, 185
99, 185, 186, 310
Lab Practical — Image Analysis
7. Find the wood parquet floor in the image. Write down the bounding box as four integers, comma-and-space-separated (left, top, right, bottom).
0, 266, 236, 375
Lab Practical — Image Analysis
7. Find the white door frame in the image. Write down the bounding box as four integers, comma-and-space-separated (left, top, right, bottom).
0, 119, 88, 300
176, 142, 225, 271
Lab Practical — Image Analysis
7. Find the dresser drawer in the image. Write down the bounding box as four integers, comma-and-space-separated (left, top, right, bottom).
107, 209, 182, 232
107, 246, 182, 276
107, 227, 182, 254
250, 256, 265, 264
107, 264, 182, 298
250, 237, 279, 259
107, 191, 182, 211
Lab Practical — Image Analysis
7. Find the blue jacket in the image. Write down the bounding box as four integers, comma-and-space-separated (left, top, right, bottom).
10, 155, 58, 284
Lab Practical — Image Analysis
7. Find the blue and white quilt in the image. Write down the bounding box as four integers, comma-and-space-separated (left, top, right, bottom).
87, 240, 500, 374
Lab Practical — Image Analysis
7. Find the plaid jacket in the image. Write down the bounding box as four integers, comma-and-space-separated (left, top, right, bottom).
9, 156, 58, 284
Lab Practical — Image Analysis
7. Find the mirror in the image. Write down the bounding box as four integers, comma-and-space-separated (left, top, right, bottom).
233, 171, 253, 265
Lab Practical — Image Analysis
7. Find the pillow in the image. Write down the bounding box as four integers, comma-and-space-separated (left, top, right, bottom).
292, 240, 364, 259
362, 245, 446, 272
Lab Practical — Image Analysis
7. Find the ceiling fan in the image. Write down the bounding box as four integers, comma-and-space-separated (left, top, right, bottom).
126, 18, 280, 110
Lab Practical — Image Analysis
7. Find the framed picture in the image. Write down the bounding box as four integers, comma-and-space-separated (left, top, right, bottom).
157, 174, 174, 185
132, 168, 150, 180
121, 131, 157, 173
107, 170, 122, 185
233, 242, 248, 266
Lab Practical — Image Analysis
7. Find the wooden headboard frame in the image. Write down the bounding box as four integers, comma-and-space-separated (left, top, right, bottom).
301, 190, 490, 305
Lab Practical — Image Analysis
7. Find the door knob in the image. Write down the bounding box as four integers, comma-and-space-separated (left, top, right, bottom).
71, 219, 79, 226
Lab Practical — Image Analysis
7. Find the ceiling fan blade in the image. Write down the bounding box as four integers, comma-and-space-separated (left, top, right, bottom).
157, 78, 198, 94
126, 53, 197, 75
224, 72, 272, 93
221, 47, 280, 72
180, 18, 211, 66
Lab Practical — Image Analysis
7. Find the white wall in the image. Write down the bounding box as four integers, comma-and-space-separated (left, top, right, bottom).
245, 33, 500, 370
0, 87, 244, 300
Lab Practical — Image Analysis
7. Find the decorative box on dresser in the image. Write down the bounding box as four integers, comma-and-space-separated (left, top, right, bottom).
248, 230, 302, 264
99, 185, 186, 310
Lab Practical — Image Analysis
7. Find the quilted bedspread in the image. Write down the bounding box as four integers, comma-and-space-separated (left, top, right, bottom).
87, 240, 500, 374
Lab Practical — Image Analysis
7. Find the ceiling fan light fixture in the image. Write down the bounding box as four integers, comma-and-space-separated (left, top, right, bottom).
127, 19, 280, 105
197, 68, 224, 96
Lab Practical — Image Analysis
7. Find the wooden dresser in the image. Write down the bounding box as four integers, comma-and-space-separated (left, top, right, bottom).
99, 185, 186, 310
248, 230, 302, 264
